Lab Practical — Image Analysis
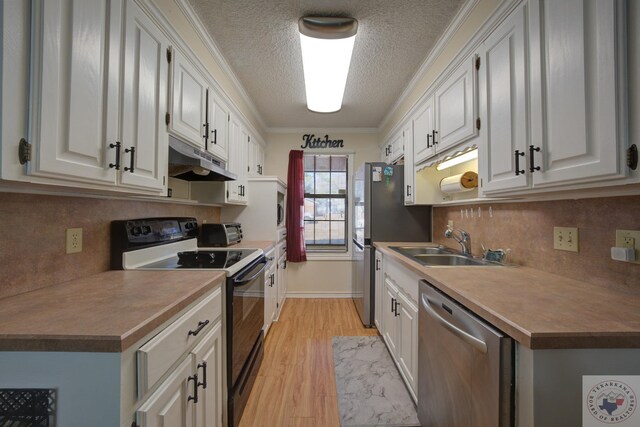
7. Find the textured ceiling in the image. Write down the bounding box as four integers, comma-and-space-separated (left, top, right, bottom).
188, 0, 465, 129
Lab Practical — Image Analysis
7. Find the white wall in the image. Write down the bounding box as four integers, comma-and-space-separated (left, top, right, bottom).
264, 131, 380, 296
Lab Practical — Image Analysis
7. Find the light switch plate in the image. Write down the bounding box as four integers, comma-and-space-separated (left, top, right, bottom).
554, 227, 579, 252
615, 229, 640, 264
66, 228, 83, 254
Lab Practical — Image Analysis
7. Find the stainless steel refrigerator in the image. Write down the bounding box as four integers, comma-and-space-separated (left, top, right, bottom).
352, 163, 432, 327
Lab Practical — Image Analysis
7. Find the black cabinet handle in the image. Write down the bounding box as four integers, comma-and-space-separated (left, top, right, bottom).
211, 128, 217, 144
391, 297, 395, 313
187, 374, 198, 403
188, 320, 210, 337
432, 130, 438, 145
426, 133, 431, 148
394, 300, 400, 317
197, 362, 208, 389
109, 141, 121, 170
529, 145, 541, 173
376, 259, 380, 271
515, 150, 525, 176
124, 147, 135, 173
406, 185, 411, 197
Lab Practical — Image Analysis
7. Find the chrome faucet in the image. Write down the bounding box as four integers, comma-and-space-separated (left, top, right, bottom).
445, 227, 472, 256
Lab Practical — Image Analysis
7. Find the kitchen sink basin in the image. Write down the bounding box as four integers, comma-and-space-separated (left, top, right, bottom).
390, 246, 452, 256
412, 254, 496, 266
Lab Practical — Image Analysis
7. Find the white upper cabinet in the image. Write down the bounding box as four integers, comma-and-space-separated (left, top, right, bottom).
248, 135, 265, 177
390, 131, 404, 164
434, 56, 478, 153
403, 121, 415, 204
170, 49, 208, 150
28, 0, 123, 185
208, 96, 229, 161
412, 96, 435, 165
528, 0, 628, 188
119, 0, 169, 191
478, 3, 529, 194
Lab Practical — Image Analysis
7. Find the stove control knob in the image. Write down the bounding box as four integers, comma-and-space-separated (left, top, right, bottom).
131, 226, 142, 236
142, 226, 152, 235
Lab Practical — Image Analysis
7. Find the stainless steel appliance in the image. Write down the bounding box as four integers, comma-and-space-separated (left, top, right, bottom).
352, 163, 431, 326
418, 280, 514, 426
168, 136, 237, 181
111, 217, 266, 427
199, 222, 243, 247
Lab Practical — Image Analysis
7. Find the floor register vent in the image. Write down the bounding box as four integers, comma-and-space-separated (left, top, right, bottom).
0, 389, 56, 426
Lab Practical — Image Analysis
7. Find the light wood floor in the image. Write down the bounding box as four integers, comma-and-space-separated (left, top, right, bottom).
239, 298, 379, 427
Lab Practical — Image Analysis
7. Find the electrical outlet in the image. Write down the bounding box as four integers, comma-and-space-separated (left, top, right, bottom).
615, 229, 640, 264
554, 227, 579, 252
447, 220, 454, 228
66, 228, 83, 254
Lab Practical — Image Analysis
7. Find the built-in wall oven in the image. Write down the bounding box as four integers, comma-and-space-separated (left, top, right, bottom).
418, 280, 514, 427
111, 217, 266, 427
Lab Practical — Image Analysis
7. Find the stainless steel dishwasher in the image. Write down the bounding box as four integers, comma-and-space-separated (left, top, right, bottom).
418, 280, 514, 427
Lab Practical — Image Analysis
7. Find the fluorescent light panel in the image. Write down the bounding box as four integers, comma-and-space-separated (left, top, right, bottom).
299, 19, 357, 113
436, 149, 478, 171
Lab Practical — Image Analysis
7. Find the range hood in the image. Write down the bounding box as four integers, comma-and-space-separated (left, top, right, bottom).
168, 136, 237, 182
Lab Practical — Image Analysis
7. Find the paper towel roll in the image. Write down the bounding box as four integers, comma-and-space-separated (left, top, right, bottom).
440, 171, 478, 193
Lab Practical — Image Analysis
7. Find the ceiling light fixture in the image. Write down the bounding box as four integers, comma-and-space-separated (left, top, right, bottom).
298, 16, 358, 113
436, 149, 479, 171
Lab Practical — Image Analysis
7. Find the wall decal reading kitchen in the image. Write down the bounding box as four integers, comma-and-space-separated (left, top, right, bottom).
301, 134, 344, 149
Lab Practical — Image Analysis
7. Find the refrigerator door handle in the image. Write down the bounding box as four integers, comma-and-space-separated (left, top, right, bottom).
352, 238, 364, 250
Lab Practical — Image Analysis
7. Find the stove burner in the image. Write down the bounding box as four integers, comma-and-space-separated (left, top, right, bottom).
178, 251, 216, 265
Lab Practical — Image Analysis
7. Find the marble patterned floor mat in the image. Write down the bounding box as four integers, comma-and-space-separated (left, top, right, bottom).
332, 336, 420, 427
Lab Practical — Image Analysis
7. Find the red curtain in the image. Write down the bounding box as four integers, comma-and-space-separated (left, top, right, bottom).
286, 150, 307, 262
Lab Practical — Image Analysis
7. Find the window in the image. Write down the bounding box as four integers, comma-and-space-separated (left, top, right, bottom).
303, 155, 348, 251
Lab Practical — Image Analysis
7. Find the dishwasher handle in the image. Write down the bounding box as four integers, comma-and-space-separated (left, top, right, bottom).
421, 293, 488, 354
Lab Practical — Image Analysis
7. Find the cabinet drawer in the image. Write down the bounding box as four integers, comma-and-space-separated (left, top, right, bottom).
277, 227, 287, 243
276, 241, 287, 260
137, 286, 222, 397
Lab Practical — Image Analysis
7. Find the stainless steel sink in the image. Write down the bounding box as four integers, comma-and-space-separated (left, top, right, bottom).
412, 254, 494, 266
390, 246, 501, 267
390, 246, 452, 256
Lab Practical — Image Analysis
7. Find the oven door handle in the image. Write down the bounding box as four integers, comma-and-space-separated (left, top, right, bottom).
233, 260, 268, 285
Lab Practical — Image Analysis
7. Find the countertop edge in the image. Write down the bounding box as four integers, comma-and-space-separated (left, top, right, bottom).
374, 242, 640, 350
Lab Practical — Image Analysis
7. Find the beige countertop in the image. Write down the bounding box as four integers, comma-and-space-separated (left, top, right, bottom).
0, 270, 225, 353
375, 242, 640, 350
227, 241, 276, 252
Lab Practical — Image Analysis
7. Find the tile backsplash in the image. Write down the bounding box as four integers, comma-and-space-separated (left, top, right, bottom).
432, 195, 640, 294
0, 192, 220, 299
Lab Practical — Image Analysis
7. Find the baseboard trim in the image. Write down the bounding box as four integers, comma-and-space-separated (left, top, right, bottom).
286, 292, 354, 299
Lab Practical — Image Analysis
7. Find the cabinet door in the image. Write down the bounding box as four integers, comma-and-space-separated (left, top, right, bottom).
529, 0, 627, 187
208, 95, 228, 161
434, 56, 477, 153
192, 322, 223, 427
403, 122, 414, 205
119, 0, 168, 192
264, 261, 277, 333
374, 251, 384, 329
382, 277, 399, 356
478, 4, 529, 194
413, 97, 435, 164
170, 49, 207, 149
136, 356, 195, 427
28, 0, 122, 185
226, 113, 242, 202
239, 128, 250, 203
397, 292, 418, 396
278, 255, 288, 307
247, 137, 257, 177
389, 131, 403, 164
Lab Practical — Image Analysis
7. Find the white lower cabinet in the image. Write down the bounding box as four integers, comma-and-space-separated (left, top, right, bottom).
277, 252, 288, 313
379, 256, 419, 401
192, 323, 224, 427
264, 249, 278, 335
374, 250, 384, 329
136, 356, 195, 427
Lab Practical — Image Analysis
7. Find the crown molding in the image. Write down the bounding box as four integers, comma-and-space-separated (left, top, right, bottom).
174, 0, 267, 133
266, 127, 379, 135
377, 0, 480, 133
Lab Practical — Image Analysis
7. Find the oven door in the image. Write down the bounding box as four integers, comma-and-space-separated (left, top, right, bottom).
227, 256, 266, 389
